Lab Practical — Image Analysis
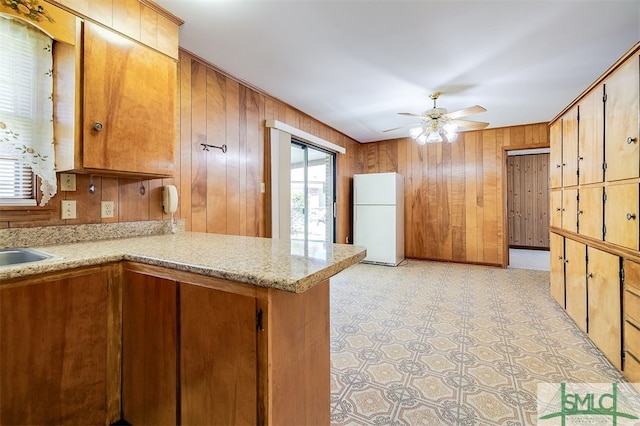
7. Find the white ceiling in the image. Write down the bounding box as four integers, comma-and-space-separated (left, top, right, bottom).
154, 0, 640, 143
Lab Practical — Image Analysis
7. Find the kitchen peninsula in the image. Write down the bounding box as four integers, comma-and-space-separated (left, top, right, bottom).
0, 228, 366, 425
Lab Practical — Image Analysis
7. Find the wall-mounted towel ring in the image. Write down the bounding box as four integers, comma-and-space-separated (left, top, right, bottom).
201, 143, 227, 153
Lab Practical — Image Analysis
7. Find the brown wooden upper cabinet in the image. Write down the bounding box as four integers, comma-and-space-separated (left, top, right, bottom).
550, 120, 563, 188
605, 183, 639, 250
578, 186, 603, 240
604, 54, 640, 182
578, 87, 605, 185
562, 106, 579, 187
57, 21, 177, 178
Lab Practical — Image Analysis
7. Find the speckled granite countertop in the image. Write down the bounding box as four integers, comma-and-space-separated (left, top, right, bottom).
0, 232, 366, 293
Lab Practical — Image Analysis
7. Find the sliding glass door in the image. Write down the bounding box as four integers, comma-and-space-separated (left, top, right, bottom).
290, 141, 335, 254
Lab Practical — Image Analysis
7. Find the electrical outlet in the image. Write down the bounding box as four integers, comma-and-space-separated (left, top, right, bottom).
61, 200, 77, 219
60, 173, 76, 191
101, 201, 114, 218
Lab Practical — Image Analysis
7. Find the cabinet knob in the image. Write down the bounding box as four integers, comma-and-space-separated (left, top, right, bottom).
558, 256, 563, 260
627, 213, 636, 220
627, 137, 637, 144
578, 156, 583, 161
93, 122, 104, 132
587, 273, 593, 279
556, 164, 562, 168
556, 208, 561, 212
578, 210, 583, 215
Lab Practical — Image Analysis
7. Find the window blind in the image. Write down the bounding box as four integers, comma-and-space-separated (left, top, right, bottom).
0, 157, 35, 204
0, 15, 55, 206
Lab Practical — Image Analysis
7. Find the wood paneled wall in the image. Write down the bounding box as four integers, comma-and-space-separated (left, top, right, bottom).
360, 123, 549, 266
507, 153, 550, 249
2, 50, 361, 246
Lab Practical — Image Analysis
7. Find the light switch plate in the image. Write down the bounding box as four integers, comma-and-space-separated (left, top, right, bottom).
60, 173, 76, 191
61, 200, 77, 219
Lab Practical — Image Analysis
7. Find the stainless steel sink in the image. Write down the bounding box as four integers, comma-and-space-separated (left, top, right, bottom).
0, 248, 53, 267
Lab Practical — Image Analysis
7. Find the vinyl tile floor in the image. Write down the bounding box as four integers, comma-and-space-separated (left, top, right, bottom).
329, 260, 635, 425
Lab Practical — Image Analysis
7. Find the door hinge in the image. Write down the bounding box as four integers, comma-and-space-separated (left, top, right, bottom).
256, 309, 263, 331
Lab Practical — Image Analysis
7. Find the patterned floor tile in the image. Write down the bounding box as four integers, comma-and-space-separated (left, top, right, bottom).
330, 260, 634, 425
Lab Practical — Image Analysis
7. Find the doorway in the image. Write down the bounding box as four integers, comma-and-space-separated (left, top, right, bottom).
290, 140, 336, 256
506, 149, 550, 270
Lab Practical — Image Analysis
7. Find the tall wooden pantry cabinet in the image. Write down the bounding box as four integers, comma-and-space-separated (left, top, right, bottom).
549, 41, 640, 379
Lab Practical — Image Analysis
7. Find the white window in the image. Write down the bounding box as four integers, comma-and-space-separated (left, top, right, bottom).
0, 14, 56, 206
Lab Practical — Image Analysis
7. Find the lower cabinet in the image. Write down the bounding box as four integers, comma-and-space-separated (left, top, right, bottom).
550, 233, 623, 370
0, 265, 120, 425
122, 262, 330, 425
565, 239, 587, 332
586, 246, 621, 370
624, 260, 640, 382
549, 233, 565, 307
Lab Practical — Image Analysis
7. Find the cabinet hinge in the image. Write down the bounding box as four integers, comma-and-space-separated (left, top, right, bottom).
256, 309, 263, 331
621, 266, 626, 284
603, 192, 607, 203
622, 350, 626, 363
603, 92, 607, 103
603, 162, 608, 171
603, 225, 607, 237
577, 193, 580, 202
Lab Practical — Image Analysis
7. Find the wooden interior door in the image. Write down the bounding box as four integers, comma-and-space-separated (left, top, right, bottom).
180, 283, 257, 425
578, 186, 603, 240
579, 86, 605, 184
587, 246, 621, 369
83, 21, 176, 176
562, 188, 578, 233
605, 183, 639, 250
549, 233, 565, 307
0, 269, 108, 424
604, 55, 640, 181
550, 120, 563, 188
562, 106, 579, 187
565, 239, 587, 332
122, 271, 177, 424
507, 153, 550, 249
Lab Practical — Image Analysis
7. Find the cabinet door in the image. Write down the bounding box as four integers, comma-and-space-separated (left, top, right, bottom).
0, 269, 109, 424
123, 271, 177, 424
605, 55, 640, 181
562, 188, 578, 233
180, 283, 257, 425
605, 183, 639, 250
624, 260, 640, 379
83, 22, 176, 176
549, 233, 565, 307
565, 239, 587, 332
587, 246, 621, 369
550, 189, 563, 229
562, 106, 579, 187
578, 186, 603, 240
550, 120, 563, 188
579, 86, 605, 184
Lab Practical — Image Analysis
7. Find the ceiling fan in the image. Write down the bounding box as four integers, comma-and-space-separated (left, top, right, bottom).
383, 92, 489, 144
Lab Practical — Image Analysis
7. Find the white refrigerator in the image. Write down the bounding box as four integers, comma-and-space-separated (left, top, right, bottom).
353, 172, 404, 266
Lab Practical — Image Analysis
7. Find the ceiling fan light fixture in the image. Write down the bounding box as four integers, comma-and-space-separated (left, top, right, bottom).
426, 131, 442, 144
416, 133, 428, 145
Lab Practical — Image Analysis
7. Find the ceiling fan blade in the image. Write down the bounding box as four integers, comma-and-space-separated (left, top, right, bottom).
443, 105, 486, 120
397, 112, 425, 118
382, 123, 422, 132
451, 119, 490, 130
